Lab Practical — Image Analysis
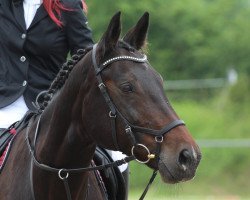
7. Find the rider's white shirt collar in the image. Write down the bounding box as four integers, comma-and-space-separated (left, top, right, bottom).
23, 0, 43, 29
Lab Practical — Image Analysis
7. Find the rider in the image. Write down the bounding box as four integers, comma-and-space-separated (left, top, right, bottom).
0, 0, 128, 197
0, 0, 93, 125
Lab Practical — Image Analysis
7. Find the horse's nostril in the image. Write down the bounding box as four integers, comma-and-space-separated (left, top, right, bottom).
178, 149, 192, 167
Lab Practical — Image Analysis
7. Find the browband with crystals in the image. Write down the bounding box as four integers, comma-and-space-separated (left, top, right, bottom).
103, 54, 147, 66
96, 53, 148, 74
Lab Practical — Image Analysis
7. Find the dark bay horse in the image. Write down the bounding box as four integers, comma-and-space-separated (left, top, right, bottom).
0, 12, 201, 199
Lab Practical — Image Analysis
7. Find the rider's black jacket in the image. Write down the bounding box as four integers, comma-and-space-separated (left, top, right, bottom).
0, 0, 93, 110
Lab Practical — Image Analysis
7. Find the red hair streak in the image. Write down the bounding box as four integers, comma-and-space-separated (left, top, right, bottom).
43, 0, 87, 27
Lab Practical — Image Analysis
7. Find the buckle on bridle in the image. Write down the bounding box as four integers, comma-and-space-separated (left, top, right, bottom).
58, 169, 69, 180
109, 111, 116, 118
155, 136, 163, 143
98, 83, 106, 89
125, 126, 132, 134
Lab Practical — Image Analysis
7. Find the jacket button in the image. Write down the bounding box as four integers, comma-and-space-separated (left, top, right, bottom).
22, 80, 27, 86
20, 56, 26, 62
21, 34, 26, 39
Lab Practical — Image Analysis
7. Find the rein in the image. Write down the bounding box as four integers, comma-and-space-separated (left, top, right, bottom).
26, 115, 136, 200
26, 116, 135, 173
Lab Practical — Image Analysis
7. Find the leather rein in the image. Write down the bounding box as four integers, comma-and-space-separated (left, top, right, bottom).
25, 44, 185, 200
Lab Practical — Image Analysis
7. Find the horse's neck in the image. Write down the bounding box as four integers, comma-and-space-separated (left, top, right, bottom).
35, 64, 95, 169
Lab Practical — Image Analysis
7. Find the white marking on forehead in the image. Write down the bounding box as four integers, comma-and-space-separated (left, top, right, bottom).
191, 146, 197, 160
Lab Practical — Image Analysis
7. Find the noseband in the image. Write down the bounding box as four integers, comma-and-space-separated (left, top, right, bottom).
91, 44, 185, 164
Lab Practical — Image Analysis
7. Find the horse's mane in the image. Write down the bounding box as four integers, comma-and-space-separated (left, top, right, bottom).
37, 47, 92, 112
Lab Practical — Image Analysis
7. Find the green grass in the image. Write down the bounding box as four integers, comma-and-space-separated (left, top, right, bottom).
128, 86, 250, 199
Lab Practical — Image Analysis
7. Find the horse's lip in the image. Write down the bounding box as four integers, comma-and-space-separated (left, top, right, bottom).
158, 158, 179, 183
158, 157, 197, 183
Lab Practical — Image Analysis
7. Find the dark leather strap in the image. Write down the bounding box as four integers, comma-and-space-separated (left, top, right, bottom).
62, 178, 72, 200
139, 170, 158, 200
26, 117, 135, 174
110, 115, 120, 150
92, 44, 120, 150
130, 119, 185, 136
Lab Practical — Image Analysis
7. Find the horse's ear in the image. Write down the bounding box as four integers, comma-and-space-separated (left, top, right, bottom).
123, 12, 149, 50
97, 12, 121, 58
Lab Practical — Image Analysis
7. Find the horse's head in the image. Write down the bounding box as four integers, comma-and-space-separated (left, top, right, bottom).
85, 12, 201, 184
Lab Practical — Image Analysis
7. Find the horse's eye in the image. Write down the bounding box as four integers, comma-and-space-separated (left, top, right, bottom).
120, 83, 133, 93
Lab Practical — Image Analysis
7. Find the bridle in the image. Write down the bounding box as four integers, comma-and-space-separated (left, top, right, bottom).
26, 44, 185, 200
92, 43, 185, 163
91, 43, 185, 199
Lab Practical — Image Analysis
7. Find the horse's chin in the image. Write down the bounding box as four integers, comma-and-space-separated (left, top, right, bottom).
158, 160, 194, 184
158, 161, 180, 184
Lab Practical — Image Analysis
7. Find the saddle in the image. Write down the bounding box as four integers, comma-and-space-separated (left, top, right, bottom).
0, 111, 35, 156
0, 128, 13, 156
94, 147, 127, 200
0, 111, 36, 170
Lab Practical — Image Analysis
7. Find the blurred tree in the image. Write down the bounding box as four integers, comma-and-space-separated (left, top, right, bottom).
86, 0, 250, 80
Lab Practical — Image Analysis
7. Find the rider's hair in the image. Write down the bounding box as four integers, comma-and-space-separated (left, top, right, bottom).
43, 0, 87, 27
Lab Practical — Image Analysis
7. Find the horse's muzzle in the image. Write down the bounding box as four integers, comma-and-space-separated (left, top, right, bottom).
158, 146, 201, 184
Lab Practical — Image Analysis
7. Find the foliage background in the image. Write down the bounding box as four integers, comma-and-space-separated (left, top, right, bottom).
86, 0, 250, 199
87, 0, 250, 80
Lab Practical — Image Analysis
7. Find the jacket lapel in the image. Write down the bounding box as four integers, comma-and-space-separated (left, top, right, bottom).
28, 4, 48, 30
11, 1, 26, 31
